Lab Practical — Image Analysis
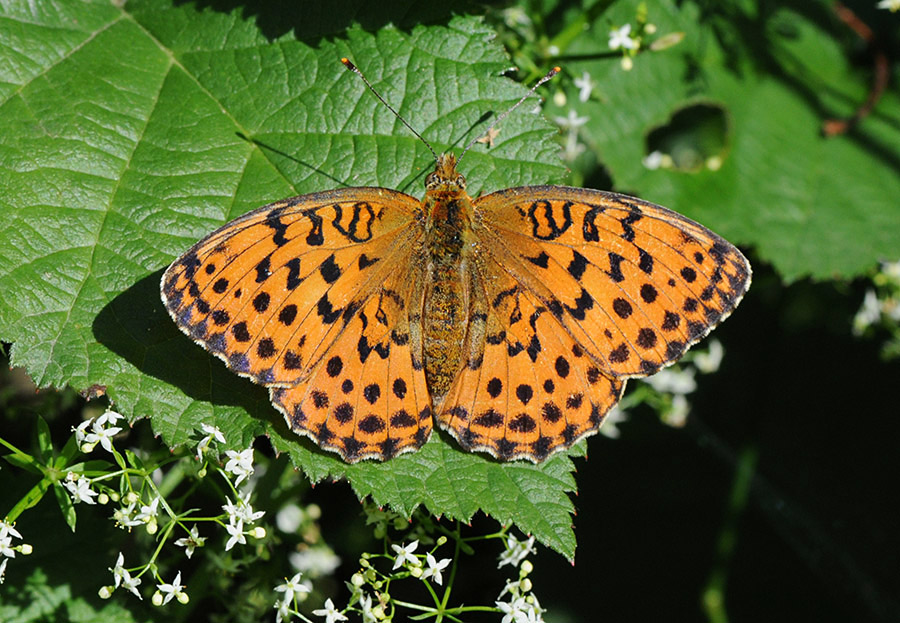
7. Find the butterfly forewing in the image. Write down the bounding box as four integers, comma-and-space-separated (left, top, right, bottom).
161, 188, 423, 388
474, 186, 751, 380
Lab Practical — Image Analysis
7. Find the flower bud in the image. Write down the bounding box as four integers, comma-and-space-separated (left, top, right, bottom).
151, 591, 163, 606
98, 493, 109, 505
20, 544, 33, 555
98, 586, 113, 599
351, 573, 365, 587
520, 560, 533, 576
436, 536, 447, 546
177, 591, 190, 604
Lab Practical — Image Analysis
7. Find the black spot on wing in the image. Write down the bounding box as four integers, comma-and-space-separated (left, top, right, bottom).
567, 251, 589, 280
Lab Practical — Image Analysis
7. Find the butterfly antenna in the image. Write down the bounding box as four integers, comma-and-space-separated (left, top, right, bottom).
341, 58, 439, 164
458, 66, 561, 164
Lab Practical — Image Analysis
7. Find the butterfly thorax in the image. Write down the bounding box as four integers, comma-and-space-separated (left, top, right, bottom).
420, 154, 477, 404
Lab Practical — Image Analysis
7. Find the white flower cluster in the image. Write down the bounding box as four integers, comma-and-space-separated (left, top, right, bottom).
0, 520, 32, 584
496, 534, 544, 623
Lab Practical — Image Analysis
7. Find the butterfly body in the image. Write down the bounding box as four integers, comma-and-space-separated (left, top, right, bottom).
162, 152, 750, 463
420, 154, 477, 402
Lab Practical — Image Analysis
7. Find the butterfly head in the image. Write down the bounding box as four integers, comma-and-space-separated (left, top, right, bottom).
425, 153, 467, 194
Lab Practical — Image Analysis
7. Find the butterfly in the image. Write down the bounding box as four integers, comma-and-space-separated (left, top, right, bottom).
161, 61, 751, 463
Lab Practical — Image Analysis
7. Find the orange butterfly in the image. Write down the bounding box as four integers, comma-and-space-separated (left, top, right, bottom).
161, 61, 750, 463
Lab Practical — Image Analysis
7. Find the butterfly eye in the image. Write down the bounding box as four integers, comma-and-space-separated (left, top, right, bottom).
455, 174, 466, 189
425, 173, 438, 188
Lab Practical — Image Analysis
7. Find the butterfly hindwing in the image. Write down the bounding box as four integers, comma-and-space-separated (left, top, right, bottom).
436, 251, 624, 462
475, 186, 751, 379
270, 256, 432, 462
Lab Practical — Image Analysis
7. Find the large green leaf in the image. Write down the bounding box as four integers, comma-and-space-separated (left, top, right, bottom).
548, 0, 900, 282
0, 0, 588, 556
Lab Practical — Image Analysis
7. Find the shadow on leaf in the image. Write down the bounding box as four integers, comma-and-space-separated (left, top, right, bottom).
176, 0, 466, 41
92, 269, 269, 415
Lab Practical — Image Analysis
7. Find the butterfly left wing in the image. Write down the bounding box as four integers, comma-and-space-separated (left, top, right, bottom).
474, 186, 751, 380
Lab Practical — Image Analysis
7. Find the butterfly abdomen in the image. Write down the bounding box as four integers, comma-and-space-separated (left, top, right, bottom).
421, 190, 477, 403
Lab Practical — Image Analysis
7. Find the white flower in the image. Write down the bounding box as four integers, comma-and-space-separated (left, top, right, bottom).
644, 367, 697, 395
882, 260, 900, 285
599, 405, 628, 439
359, 593, 377, 623
642, 150, 665, 170
853, 289, 881, 334
498, 578, 532, 600
312, 598, 348, 623
111, 552, 143, 599
64, 474, 97, 505
553, 109, 589, 130
525, 594, 546, 622
877, 0, 900, 11
694, 339, 724, 374
83, 412, 123, 453
391, 540, 420, 569
157, 570, 185, 605
275, 572, 311, 601
665, 394, 690, 427
134, 496, 160, 524
113, 501, 144, 528
97, 410, 123, 427
0, 558, 6, 584
289, 546, 341, 577
224, 447, 255, 486
275, 597, 292, 623
573, 71, 594, 102
498, 534, 536, 568
0, 536, 15, 559
197, 424, 226, 461
223, 492, 265, 525
886, 297, 900, 322
73, 419, 92, 448
609, 24, 638, 50
422, 553, 451, 585
174, 525, 205, 559
497, 596, 531, 623
225, 519, 246, 551
276, 503, 306, 533
0, 521, 21, 541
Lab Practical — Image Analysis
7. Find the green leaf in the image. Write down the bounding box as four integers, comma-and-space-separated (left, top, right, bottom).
2, 452, 41, 475
551, 0, 900, 282
52, 481, 78, 532
7, 478, 52, 522
0, 1, 581, 556
33, 416, 52, 463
